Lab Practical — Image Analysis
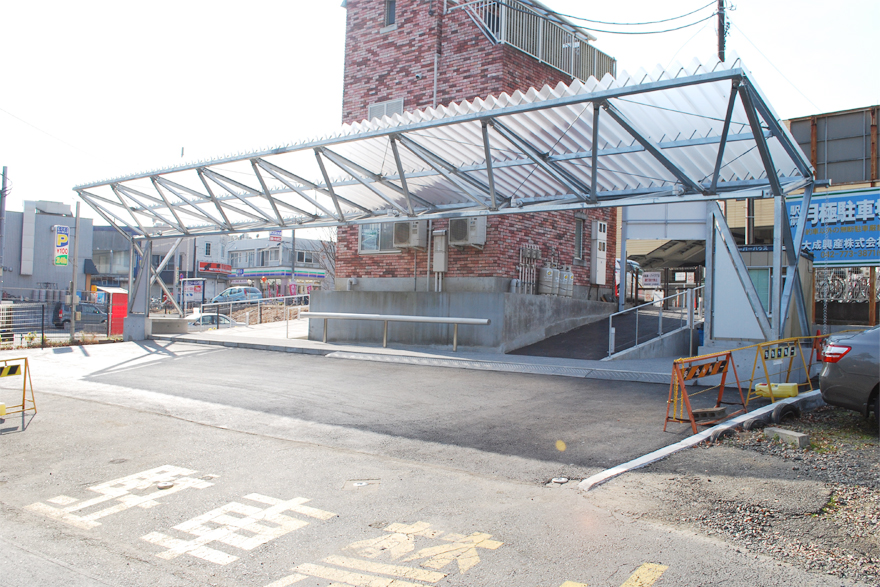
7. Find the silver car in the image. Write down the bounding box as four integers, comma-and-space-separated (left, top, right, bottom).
187, 313, 245, 331
819, 326, 879, 433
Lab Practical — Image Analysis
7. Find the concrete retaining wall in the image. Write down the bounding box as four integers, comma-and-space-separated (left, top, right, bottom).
150, 317, 189, 335
309, 291, 615, 353
606, 328, 693, 362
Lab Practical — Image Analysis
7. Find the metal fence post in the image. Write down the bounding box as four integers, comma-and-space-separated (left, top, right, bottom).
608, 316, 613, 357
635, 308, 639, 346
658, 304, 663, 336
41, 305, 45, 348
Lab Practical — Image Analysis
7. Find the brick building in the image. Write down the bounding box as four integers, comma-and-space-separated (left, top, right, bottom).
336, 0, 619, 298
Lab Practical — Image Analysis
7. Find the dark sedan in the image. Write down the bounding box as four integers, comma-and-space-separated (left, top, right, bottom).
819, 326, 879, 433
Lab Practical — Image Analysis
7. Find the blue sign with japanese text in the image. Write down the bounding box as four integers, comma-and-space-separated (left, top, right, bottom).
786, 188, 880, 267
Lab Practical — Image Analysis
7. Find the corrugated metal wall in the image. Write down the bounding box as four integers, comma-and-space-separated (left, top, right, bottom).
789, 106, 879, 185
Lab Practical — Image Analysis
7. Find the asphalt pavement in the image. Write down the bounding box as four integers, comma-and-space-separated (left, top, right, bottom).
0, 341, 864, 587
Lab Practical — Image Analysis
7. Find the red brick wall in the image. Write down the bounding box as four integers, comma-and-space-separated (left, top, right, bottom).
337, 208, 617, 287
342, 0, 573, 124
339, 1, 616, 290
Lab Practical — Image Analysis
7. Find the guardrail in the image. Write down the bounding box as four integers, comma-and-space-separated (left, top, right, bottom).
300, 312, 491, 351
608, 286, 704, 357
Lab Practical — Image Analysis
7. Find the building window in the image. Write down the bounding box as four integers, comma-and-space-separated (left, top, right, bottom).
384, 0, 396, 26
205, 242, 211, 256
296, 250, 315, 264
230, 251, 245, 268
367, 98, 404, 121
359, 223, 397, 253
574, 218, 584, 260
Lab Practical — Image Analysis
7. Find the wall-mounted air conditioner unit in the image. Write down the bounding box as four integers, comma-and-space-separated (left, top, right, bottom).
448, 216, 487, 247
393, 220, 428, 248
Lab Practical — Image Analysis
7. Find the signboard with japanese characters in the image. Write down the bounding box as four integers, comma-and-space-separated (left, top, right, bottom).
269, 230, 282, 242
54, 225, 70, 266
786, 188, 880, 266
642, 271, 662, 287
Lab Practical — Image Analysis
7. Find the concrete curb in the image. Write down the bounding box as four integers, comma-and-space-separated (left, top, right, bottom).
150, 334, 332, 356
577, 389, 825, 492
150, 335, 673, 383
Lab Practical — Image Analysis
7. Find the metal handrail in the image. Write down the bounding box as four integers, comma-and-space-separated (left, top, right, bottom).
197, 294, 311, 328
608, 286, 704, 357
449, 0, 616, 81
300, 311, 491, 351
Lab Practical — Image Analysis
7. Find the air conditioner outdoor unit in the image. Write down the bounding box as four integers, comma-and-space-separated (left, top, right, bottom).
448, 216, 487, 247
393, 220, 427, 248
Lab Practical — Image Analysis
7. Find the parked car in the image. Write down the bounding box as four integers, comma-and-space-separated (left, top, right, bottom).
819, 326, 879, 433
187, 313, 245, 331
211, 287, 262, 304
52, 302, 108, 330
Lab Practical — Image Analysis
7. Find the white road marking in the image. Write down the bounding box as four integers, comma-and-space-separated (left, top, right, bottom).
25, 465, 213, 530
142, 495, 335, 565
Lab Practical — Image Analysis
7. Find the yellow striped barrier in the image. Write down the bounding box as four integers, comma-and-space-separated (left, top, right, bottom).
0, 358, 35, 417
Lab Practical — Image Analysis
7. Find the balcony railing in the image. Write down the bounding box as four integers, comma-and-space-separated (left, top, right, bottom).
451, 0, 616, 82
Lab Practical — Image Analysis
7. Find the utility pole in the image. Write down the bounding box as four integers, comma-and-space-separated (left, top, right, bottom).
69, 202, 81, 343
0, 166, 7, 300
717, 0, 726, 62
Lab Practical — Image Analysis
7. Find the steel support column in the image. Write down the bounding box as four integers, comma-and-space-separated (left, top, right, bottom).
603, 102, 707, 195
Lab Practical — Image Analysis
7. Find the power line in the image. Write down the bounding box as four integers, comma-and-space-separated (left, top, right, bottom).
548, 1, 715, 27
0, 105, 94, 158
728, 21, 822, 112
573, 13, 717, 35
489, 2, 716, 35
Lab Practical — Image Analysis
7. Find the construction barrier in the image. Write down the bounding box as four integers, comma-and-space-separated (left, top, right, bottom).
745, 337, 816, 405
665, 351, 746, 434
0, 357, 36, 417
667, 329, 873, 431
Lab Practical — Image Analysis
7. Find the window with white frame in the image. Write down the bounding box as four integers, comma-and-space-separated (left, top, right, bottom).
574, 218, 584, 260
230, 251, 245, 268
384, 0, 396, 26
359, 223, 397, 253
296, 250, 315, 264
205, 242, 211, 256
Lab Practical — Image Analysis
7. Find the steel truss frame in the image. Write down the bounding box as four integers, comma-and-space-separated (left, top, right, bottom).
74, 65, 816, 336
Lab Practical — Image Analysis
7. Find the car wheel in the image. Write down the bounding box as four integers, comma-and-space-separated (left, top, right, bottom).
875, 392, 879, 435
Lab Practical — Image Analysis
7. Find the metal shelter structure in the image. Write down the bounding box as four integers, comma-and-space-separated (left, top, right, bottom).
74, 57, 817, 342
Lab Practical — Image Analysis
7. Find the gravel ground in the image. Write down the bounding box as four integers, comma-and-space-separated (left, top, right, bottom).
231, 305, 301, 325
686, 406, 880, 585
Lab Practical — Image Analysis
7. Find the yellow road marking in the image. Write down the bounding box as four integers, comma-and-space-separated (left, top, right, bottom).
295, 563, 425, 586
559, 582, 588, 587
263, 573, 307, 587
323, 555, 446, 582
620, 563, 668, 587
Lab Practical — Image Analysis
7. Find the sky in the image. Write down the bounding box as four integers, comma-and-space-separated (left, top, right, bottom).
1, 0, 877, 234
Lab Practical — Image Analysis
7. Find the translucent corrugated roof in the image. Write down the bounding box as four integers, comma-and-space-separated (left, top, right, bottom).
75, 56, 813, 238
